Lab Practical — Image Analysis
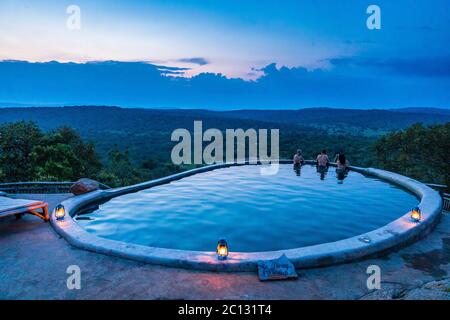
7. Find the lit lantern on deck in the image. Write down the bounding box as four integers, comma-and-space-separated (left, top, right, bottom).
216, 239, 229, 260
410, 207, 421, 222
55, 204, 66, 220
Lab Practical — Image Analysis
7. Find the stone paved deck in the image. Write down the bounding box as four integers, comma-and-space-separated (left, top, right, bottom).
0, 194, 448, 300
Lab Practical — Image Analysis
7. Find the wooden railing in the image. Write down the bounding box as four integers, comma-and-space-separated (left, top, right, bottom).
442, 193, 450, 212
425, 183, 448, 193
0, 181, 110, 194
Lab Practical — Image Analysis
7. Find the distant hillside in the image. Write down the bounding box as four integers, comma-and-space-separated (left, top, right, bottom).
391, 107, 450, 115
1, 105, 448, 168
222, 108, 450, 130
0, 106, 381, 166
1, 106, 448, 130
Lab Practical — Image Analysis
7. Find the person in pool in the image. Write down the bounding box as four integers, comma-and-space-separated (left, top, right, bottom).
293, 149, 304, 166
334, 152, 340, 163
336, 153, 349, 184
316, 149, 329, 180
293, 149, 304, 176
336, 153, 349, 171
316, 149, 329, 169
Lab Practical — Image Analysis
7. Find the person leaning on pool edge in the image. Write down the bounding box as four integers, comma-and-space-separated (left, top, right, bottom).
293, 149, 304, 176
293, 149, 304, 166
336, 153, 350, 183
336, 153, 349, 171
316, 149, 329, 180
316, 149, 329, 169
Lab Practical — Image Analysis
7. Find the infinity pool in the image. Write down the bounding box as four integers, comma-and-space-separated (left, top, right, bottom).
76, 164, 418, 252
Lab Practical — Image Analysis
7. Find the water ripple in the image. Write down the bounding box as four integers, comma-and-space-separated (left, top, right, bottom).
77, 165, 418, 252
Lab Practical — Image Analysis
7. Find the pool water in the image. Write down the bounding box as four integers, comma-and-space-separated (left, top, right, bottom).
77, 165, 418, 252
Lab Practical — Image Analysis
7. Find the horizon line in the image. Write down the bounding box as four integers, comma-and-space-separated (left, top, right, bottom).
0, 104, 449, 112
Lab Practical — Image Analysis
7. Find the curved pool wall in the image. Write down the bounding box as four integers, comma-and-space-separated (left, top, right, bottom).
51, 161, 443, 272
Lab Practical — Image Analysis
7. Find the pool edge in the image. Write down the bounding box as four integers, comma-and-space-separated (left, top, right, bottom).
50, 162, 443, 272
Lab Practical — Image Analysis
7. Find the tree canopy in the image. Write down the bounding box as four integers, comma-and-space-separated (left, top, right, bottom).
374, 123, 449, 190
0, 121, 101, 182
0, 121, 448, 190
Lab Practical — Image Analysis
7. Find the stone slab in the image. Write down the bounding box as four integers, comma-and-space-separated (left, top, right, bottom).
257, 254, 298, 281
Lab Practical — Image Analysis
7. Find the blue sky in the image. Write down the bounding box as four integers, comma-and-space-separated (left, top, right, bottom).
0, 0, 449, 109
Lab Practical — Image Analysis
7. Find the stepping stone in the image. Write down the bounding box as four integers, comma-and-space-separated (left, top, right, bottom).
257, 254, 298, 281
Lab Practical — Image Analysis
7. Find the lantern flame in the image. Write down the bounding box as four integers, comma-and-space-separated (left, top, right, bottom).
55, 205, 66, 220
411, 207, 421, 222
216, 239, 228, 260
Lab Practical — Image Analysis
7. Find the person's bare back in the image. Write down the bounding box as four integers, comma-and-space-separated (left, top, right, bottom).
293, 150, 304, 165
316, 153, 329, 167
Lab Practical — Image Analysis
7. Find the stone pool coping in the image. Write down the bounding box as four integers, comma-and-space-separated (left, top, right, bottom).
50, 161, 443, 272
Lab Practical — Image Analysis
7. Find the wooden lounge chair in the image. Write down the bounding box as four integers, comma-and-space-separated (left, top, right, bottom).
0, 197, 49, 222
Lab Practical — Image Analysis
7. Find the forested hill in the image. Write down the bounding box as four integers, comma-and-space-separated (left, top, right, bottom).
0, 106, 448, 166
221, 108, 450, 130
0, 106, 449, 131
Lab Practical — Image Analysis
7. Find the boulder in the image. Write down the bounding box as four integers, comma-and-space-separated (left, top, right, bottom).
257, 254, 298, 281
70, 178, 100, 195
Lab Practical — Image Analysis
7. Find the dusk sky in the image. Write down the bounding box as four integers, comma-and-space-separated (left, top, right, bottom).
0, 0, 449, 109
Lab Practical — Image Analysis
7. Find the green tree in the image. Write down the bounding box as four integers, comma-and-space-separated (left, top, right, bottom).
373, 123, 450, 189
0, 121, 43, 181
0, 122, 102, 182
30, 127, 101, 181
98, 148, 141, 187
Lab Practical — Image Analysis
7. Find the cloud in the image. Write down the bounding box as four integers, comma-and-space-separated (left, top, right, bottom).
0, 60, 448, 109
155, 64, 191, 71
155, 64, 191, 76
177, 57, 209, 66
